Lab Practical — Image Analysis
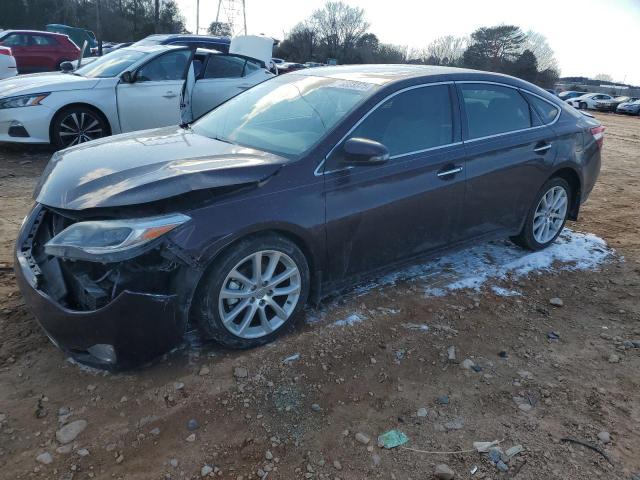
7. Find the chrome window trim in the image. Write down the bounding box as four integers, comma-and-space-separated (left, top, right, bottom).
314, 79, 564, 175
456, 80, 562, 144
314, 81, 456, 176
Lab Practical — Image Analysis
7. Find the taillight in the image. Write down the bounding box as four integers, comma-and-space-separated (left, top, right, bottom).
590, 125, 605, 148
0, 47, 12, 56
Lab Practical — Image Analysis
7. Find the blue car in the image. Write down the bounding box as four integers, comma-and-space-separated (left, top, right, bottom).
133, 34, 231, 53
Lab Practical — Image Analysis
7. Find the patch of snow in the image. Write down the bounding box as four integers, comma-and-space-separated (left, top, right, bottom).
282, 353, 300, 363
401, 323, 430, 332
344, 229, 614, 299
333, 313, 364, 327
424, 229, 614, 295
491, 286, 522, 297
65, 357, 110, 376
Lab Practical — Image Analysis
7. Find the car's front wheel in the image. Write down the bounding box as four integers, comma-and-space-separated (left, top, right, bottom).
51, 106, 109, 149
195, 234, 310, 348
511, 177, 571, 251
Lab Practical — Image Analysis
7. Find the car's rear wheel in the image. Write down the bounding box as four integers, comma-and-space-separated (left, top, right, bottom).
579, 101, 587, 110
51, 106, 108, 149
195, 234, 310, 348
511, 177, 570, 251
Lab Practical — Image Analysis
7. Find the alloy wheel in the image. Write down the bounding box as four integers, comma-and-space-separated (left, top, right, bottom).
532, 185, 568, 244
58, 111, 105, 147
218, 250, 302, 339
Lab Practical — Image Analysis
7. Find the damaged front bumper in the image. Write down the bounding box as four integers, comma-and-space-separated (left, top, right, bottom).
14, 204, 199, 369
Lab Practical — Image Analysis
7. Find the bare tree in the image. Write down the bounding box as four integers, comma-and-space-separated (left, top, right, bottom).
522, 30, 559, 72
310, 1, 369, 61
424, 35, 467, 65
594, 73, 614, 82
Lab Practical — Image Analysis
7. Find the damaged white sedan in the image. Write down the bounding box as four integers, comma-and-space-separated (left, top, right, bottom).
0, 43, 274, 148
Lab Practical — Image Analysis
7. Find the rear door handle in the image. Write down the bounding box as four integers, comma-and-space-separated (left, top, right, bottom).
437, 166, 463, 178
534, 142, 552, 154
163, 91, 177, 98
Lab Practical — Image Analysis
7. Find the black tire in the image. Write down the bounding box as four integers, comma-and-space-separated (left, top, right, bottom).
51, 106, 109, 150
194, 234, 310, 349
511, 177, 571, 251
579, 102, 587, 110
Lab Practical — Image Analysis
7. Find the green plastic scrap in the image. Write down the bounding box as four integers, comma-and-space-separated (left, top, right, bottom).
377, 429, 409, 449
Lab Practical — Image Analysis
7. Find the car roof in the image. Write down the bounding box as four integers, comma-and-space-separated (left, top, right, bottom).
141, 34, 230, 43
0, 29, 66, 37
289, 64, 521, 86
120, 44, 186, 54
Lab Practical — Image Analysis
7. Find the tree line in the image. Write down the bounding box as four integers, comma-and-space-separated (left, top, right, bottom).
275, 2, 561, 88
1, 0, 187, 42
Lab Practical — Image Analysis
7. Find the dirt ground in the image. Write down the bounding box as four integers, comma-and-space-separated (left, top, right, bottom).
0, 113, 638, 480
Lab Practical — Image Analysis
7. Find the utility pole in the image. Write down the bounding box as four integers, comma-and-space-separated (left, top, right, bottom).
242, 0, 247, 35
215, 0, 247, 36
154, 0, 160, 33
95, 0, 102, 55
196, 0, 200, 35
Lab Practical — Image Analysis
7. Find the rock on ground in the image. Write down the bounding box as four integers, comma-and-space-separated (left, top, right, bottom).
36, 452, 53, 465
56, 419, 87, 444
435, 463, 455, 479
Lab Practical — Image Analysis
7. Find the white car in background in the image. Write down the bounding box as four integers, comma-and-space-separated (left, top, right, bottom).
0, 46, 17, 79
0, 43, 274, 148
566, 92, 614, 110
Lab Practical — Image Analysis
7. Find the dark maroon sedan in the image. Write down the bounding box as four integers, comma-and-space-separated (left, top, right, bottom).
0, 30, 80, 73
15, 65, 604, 369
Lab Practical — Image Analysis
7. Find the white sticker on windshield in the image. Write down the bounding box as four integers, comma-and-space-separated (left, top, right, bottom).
333, 80, 375, 91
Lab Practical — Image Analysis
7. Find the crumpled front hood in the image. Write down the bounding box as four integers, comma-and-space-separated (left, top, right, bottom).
35, 127, 288, 210
0, 72, 99, 98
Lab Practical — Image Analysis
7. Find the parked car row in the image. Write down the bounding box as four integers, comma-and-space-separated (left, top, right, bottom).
0, 39, 275, 147
557, 90, 639, 115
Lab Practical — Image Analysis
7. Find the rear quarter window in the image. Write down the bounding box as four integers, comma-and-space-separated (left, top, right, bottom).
523, 92, 560, 125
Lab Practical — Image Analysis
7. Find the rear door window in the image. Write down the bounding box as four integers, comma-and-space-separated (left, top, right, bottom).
460, 84, 532, 139
203, 55, 246, 78
32, 35, 57, 46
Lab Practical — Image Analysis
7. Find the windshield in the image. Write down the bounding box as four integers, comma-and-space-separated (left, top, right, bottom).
192, 74, 376, 157
74, 49, 148, 78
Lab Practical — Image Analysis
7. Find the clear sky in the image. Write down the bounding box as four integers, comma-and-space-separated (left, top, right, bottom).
176, 0, 640, 85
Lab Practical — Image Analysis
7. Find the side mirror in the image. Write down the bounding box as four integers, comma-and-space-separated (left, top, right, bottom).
120, 71, 134, 83
59, 61, 74, 73
343, 137, 389, 165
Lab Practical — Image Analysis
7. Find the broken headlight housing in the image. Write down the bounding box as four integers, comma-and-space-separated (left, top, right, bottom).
44, 213, 191, 262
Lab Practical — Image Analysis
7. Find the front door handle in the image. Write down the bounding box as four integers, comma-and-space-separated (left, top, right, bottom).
163, 91, 177, 98
534, 142, 552, 154
437, 166, 463, 178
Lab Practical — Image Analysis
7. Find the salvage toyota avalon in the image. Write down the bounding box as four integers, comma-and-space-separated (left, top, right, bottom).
15, 65, 604, 369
